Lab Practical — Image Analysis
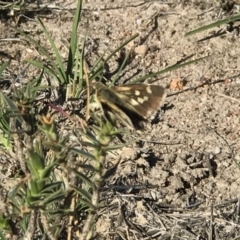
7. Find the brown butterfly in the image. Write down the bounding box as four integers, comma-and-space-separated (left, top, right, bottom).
92, 82, 166, 130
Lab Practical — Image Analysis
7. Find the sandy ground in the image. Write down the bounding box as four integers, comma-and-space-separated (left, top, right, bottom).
1, 0, 240, 239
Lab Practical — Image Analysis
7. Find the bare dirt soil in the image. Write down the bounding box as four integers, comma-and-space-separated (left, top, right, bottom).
1, 0, 240, 239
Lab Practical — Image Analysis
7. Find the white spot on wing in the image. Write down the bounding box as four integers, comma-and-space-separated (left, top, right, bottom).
130, 99, 140, 106
146, 86, 152, 94
135, 90, 140, 96
137, 96, 148, 103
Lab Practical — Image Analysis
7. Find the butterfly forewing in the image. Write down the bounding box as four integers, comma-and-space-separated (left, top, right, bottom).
113, 84, 166, 119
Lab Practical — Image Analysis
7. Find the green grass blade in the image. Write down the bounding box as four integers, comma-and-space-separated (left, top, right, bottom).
89, 64, 104, 83
104, 33, 139, 63
0, 231, 7, 239
185, 14, 240, 36
37, 17, 66, 83
129, 56, 208, 84
14, 26, 65, 84
14, 27, 52, 62
110, 50, 132, 87
73, 34, 86, 95
0, 62, 8, 76
67, 0, 82, 74
69, 147, 95, 159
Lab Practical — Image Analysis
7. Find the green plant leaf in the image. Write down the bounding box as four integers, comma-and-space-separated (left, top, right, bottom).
129, 56, 208, 84
0, 62, 8, 76
185, 14, 240, 36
